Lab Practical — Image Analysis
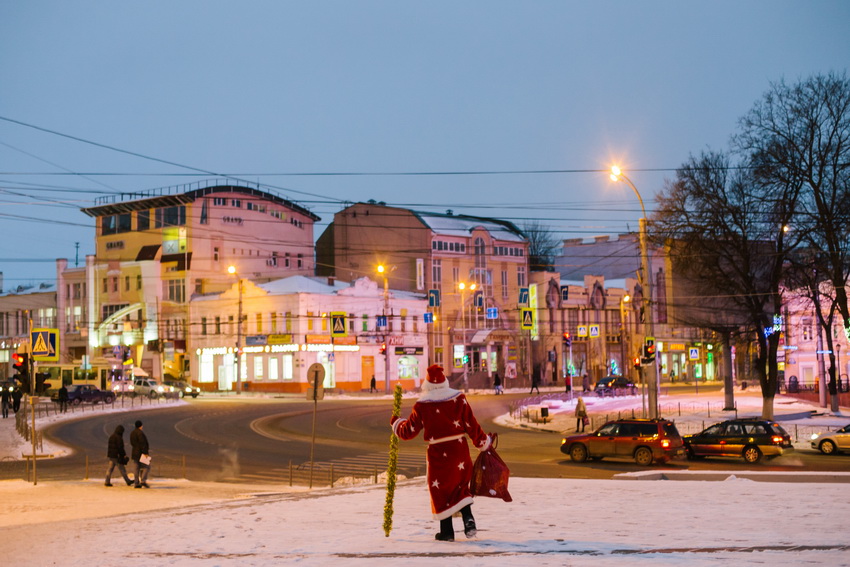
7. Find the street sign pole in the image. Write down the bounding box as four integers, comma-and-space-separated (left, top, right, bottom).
307, 363, 325, 489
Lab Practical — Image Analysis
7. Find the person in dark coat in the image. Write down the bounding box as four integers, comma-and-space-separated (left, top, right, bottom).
493, 372, 503, 395
57, 384, 69, 413
529, 373, 540, 394
1, 386, 10, 418
129, 420, 151, 488
105, 425, 133, 486
11, 387, 22, 413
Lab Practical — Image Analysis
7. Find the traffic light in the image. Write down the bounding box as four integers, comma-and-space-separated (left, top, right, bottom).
12, 352, 29, 376
633, 357, 641, 369
35, 372, 50, 394
643, 343, 656, 362
562, 332, 572, 347
379, 343, 387, 355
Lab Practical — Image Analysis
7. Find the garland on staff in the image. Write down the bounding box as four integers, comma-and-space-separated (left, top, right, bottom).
383, 384, 403, 537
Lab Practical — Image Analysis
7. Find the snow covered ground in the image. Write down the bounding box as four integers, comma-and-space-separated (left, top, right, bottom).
2, 388, 849, 566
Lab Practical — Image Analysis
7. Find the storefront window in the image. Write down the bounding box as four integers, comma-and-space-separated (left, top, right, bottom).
397, 356, 420, 381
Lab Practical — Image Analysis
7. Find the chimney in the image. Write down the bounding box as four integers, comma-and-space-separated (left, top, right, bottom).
327, 276, 336, 286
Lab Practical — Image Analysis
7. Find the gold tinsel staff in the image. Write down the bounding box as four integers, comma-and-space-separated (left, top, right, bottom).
383, 384, 403, 537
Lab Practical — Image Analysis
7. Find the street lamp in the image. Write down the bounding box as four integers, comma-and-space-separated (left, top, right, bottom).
377, 264, 395, 393
458, 282, 476, 392
227, 265, 243, 395
610, 166, 658, 418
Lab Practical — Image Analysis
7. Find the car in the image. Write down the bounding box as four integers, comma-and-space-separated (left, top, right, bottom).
132, 378, 172, 399
594, 375, 635, 395
53, 384, 115, 405
683, 418, 793, 463
164, 380, 201, 398
111, 378, 134, 395
810, 423, 850, 455
560, 418, 685, 466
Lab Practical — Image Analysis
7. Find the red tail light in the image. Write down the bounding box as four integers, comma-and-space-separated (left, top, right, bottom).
660, 439, 671, 449
771, 435, 784, 445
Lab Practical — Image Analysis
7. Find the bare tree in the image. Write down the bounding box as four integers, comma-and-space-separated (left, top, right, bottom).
734, 72, 850, 409
653, 151, 803, 419
522, 220, 560, 272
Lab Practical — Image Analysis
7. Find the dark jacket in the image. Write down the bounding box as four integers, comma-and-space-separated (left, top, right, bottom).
107, 425, 127, 460
130, 426, 149, 461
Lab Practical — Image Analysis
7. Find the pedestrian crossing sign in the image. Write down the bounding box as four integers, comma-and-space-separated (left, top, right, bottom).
31, 328, 59, 362
330, 312, 347, 337
521, 308, 534, 330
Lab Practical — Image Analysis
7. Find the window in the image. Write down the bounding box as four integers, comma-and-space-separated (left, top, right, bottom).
269, 357, 279, 380
307, 311, 314, 331
254, 357, 264, 379
801, 318, 813, 342
155, 206, 186, 228
215, 316, 221, 334
297, 253, 303, 268
517, 266, 526, 287
285, 312, 292, 332
137, 210, 150, 231
256, 313, 263, 333
501, 270, 509, 300
431, 260, 442, 291
136, 275, 142, 290
102, 278, 108, 293
201, 317, 208, 336
362, 314, 369, 332
102, 213, 132, 235
111, 277, 118, 293
124, 276, 130, 291
213, 247, 220, 262
200, 199, 208, 224
271, 313, 278, 333
282, 354, 293, 379
213, 197, 227, 206
285, 253, 291, 268
163, 279, 186, 303
231, 199, 242, 208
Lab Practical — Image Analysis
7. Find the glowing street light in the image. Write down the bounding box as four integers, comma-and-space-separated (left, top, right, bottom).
610, 166, 657, 418
458, 282, 476, 392
227, 265, 243, 394
377, 264, 395, 393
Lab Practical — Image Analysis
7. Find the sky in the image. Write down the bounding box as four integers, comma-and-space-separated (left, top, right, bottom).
1, 1, 848, 288
2, 389, 849, 566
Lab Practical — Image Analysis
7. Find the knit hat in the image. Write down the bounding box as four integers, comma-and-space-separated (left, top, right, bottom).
421, 365, 448, 392
135, 420, 143, 428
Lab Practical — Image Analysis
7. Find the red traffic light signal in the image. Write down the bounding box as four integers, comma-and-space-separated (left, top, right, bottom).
633, 357, 641, 369
562, 332, 572, 347
379, 343, 387, 355
12, 352, 29, 374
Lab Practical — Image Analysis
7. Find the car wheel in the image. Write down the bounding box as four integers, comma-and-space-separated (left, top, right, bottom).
819, 439, 837, 455
191, 393, 199, 398
104, 395, 115, 404
178, 390, 185, 398
72, 398, 82, 406
569, 443, 588, 463
148, 391, 158, 400
742, 445, 762, 464
634, 447, 654, 466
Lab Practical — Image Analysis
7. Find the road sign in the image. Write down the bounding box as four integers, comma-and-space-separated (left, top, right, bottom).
31, 328, 59, 362
589, 324, 600, 338
561, 286, 569, 303
306, 363, 325, 401
428, 289, 441, 307
486, 307, 498, 320
518, 287, 529, 305
689, 347, 699, 361
423, 312, 434, 324
473, 290, 483, 307
577, 325, 588, 337
331, 312, 347, 337
521, 308, 533, 330
377, 315, 388, 328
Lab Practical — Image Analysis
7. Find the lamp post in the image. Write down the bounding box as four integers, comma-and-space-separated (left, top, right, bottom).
620, 292, 630, 375
227, 265, 243, 395
377, 265, 394, 394
610, 166, 658, 418
459, 282, 476, 392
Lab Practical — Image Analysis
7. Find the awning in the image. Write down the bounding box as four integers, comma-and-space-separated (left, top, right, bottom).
470, 330, 492, 345
132, 367, 149, 377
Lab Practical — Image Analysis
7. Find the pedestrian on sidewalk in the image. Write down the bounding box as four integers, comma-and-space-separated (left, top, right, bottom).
391, 365, 491, 542
370, 375, 377, 393
1, 386, 10, 418
105, 425, 133, 487
575, 396, 587, 432
57, 384, 69, 413
130, 420, 151, 488
11, 387, 22, 413
493, 372, 503, 395
529, 373, 540, 394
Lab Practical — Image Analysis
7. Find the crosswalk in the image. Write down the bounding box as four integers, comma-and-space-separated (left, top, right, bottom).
222, 451, 426, 485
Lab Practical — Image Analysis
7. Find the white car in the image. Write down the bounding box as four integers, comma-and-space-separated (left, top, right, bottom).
133, 378, 171, 399
164, 380, 201, 398
810, 423, 850, 455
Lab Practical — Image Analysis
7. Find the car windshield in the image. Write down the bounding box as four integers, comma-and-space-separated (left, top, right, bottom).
838, 425, 850, 434
771, 423, 790, 437
662, 422, 680, 437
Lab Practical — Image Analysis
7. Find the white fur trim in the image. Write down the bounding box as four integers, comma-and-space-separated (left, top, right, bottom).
391, 418, 405, 437
418, 388, 461, 403
433, 496, 474, 521
420, 378, 448, 393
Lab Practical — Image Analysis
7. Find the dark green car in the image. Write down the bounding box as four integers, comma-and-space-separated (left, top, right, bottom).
684, 418, 793, 464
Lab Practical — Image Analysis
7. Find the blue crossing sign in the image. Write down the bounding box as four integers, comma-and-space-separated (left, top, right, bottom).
32, 328, 59, 362
486, 307, 498, 320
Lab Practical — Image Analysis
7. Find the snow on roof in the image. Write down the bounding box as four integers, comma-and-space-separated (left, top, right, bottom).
260, 275, 350, 295
415, 212, 525, 242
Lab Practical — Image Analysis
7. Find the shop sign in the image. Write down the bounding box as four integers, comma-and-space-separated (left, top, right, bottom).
395, 346, 423, 355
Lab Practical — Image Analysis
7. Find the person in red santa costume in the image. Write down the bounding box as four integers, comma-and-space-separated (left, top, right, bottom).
391, 364, 492, 541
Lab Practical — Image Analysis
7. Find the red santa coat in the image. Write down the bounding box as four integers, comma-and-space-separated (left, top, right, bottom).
392, 388, 491, 520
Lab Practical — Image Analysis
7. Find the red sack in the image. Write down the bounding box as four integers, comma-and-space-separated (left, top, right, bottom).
470, 433, 512, 502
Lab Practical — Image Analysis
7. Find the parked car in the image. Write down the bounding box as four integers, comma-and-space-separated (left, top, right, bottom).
132, 378, 172, 399
810, 423, 850, 455
164, 380, 201, 398
683, 418, 793, 463
52, 384, 115, 405
111, 378, 134, 395
594, 375, 635, 395
560, 418, 685, 466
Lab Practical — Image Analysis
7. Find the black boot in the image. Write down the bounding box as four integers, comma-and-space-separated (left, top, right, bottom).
435, 517, 454, 541
460, 505, 477, 538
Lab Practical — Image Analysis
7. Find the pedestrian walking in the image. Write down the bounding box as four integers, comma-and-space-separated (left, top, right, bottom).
581, 374, 590, 392
11, 387, 22, 413
105, 425, 133, 487
529, 373, 540, 394
370, 375, 377, 393
1, 386, 10, 419
57, 384, 69, 413
575, 396, 588, 432
493, 372, 503, 395
391, 365, 491, 542
130, 420, 151, 488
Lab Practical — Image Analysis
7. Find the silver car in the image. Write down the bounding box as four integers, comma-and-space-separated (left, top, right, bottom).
811, 424, 850, 455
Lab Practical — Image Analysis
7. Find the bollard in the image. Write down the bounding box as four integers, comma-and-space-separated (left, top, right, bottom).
678, 402, 681, 416
182, 455, 186, 479
85, 454, 89, 480
374, 465, 378, 484
289, 461, 293, 487
707, 403, 710, 418
330, 464, 334, 488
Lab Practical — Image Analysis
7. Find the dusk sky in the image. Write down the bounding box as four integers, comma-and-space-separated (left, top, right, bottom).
1, 1, 848, 286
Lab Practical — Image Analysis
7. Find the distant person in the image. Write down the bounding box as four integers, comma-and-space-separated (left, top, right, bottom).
105, 425, 133, 487
565, 373, 572, 394
130, 420, 151, 488
529, 373, 540, 394
1, 386, 10, 418
581, 374, 590, 392
57, 384, 69, 413
370, 375, 377, 393
575, 396, 588, 432
493, 373, 503, 395
669, 370, 676, 383
11, 387, 22, 413
391, 365, 491, 542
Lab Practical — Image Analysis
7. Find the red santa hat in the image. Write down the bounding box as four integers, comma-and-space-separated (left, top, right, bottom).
421, 364, 448, 392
